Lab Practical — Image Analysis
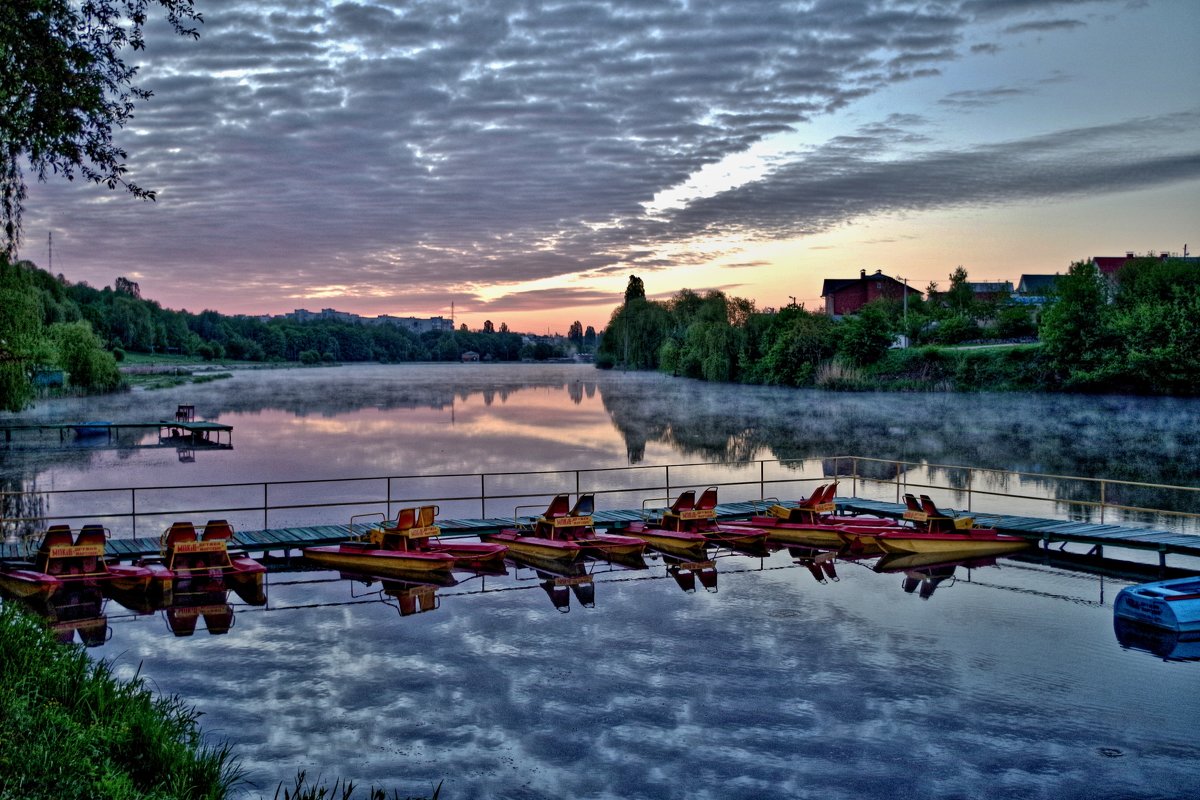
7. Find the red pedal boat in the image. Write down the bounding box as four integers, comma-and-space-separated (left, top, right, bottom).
139, 520, 267, 597
304, 505, 505, 578
483, 494, 646, 563
0, 524, 152, 602
840, 495, 1028, 555
625, 487, 769, 554
723, 483, 899, 549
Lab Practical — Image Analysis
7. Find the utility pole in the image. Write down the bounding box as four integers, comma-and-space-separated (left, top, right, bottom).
898, 276, 909, 348
48, 231, 52, 272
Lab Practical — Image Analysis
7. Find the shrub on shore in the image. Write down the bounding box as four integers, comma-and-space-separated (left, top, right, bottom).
0, 603, 242, 799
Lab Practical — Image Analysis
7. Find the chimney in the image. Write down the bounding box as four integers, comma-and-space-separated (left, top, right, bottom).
1160, 251, 1170, 259
860, 269, 866, 279
875, 268, 882, 275
1125, 251, 1135, 258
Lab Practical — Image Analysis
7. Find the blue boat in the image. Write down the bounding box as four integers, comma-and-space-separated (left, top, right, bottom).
71, 421, 112, 437
1113, 576, 1200, 633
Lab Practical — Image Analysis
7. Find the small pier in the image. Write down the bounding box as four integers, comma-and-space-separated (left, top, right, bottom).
0, 405, 232, 448
3, 498, 1196, 569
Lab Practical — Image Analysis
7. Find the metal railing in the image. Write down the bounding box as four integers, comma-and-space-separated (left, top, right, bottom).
3, 456, 1199, 540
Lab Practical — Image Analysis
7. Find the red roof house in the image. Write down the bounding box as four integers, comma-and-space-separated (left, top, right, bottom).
821, 269, 921, 317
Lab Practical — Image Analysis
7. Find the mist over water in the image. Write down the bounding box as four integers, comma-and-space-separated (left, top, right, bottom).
2, 364, 1198, 799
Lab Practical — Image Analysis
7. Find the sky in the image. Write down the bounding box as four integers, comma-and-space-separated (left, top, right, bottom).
19, 0, 1200, 334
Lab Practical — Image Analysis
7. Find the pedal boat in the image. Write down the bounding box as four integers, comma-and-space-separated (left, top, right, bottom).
626, 488, 770, 553
845, 495, 1027, 556
722, 483, 897, 549
483, 494, 645, 563
1114, 575, 1200, 633
139, 520, 267, 597
303, 505, 500, 578
0, 524, 152, 602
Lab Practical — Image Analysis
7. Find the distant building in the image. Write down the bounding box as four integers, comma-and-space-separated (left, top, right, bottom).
966, 281, 1013, 302
1015, 274, 1060, 297
1091, 250, 1200, 278
821, 268, 921, 318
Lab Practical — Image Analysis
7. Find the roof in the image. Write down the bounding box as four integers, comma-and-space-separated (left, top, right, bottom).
821, 270, 920, 296
967, 281, 1013, 293
1017, 274, 1059, 293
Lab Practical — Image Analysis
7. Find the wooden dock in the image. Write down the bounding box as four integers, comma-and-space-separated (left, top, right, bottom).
2, 498, 1197, 568
0, 420, 232, 446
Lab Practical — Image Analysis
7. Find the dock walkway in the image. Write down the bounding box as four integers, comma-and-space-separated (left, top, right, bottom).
2, 498, 1197, 566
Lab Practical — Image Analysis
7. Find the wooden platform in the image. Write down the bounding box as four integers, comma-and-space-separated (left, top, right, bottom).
2, 498, 1197, 567
0, 420, 232, 447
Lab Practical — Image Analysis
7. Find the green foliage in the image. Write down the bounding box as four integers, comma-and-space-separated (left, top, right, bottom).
1, 0, 204, 253
0, 604, 242, 798
298, 349, 322, 365
1038, 260, 1120, 387
929, 313, 980, 345
0, 256, 52, 410
50, 321, 121, 391
835, 301, 895, 366
743, 305, 838, 386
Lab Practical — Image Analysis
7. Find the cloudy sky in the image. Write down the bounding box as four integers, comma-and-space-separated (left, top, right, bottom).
21, 0, 1200, 332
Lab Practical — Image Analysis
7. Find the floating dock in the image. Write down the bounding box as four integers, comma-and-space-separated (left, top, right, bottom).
2, 498, 1197, 568
0, 420, 232, 447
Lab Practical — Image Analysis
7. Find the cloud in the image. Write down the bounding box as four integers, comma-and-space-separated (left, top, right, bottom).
17, 0, 1171, 319
1004, 19, 1087, 34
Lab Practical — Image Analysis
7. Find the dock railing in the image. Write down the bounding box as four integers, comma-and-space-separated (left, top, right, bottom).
3, 455, 1199, 540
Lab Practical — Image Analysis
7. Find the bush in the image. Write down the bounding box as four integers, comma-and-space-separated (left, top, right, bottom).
594, 352, 616, 369
298, 349, 321, 365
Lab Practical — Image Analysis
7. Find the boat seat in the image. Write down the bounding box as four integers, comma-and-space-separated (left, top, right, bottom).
696, 487, 718, 511
904, 494, 922, 513
669, 490, 696, 514
37, 526, 76, 573
920, 495, 953, 519
415, 505, 439, 528
202, 520, 235, 541
569, 494, 594, 518
77, 524, 107, 545
796, 484, 827, 510
821, 482, 839, 504
394, 507, 417, 531
543, 494, 571, 520
164, 521, 198, 546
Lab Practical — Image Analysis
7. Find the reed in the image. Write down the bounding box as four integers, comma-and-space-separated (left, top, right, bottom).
272, 771, 441, 800
0, 604, 243, 799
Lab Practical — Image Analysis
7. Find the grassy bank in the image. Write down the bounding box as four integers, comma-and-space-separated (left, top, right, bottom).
0, 604, 241, 799
816, 344, 1054, 392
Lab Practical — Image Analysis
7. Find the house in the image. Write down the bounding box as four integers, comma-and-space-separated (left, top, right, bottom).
821, 269, 921, 318
1091, 250, 1199, 278
967, 281, 1014, 302
1015, 274, 1059, 298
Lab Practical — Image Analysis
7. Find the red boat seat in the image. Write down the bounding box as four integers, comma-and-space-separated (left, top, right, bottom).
77, 525, 107, 546
543, 494, 571, 520
696, 487, 718, 511
202, 520, 234, 541
920, 495, 950, 518
164, 522, 198, 545
798, 484, 828, 509
38, 526, 75, 573
669, 490, 696, 514
394, 507, 417, 530
822, 482, 839, 504
904, 494, 922, 513
202, 607, 235, 635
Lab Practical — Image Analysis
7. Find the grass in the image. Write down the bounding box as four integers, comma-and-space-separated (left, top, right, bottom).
0, 603, 243, 799
272, 772, 441, 800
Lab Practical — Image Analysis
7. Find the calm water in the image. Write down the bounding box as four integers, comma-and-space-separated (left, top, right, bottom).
2, 364, 1199, 799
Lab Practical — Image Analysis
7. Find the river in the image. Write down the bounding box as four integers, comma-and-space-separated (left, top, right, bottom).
1, 364, 1197, 799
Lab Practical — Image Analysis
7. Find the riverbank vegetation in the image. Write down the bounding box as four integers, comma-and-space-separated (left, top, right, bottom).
0, 255, 588, 411
597, 257, 1200, 395
0, 603, 241, 798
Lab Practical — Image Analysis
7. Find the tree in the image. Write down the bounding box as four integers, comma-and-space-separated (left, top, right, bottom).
567, 320, 583, 349
50, 320, 120, 390
1039, 260, 1118, 385
624, 275, 645, 303
837, 301, 895, 366
482, 320, 494, 334
0, 256, 51, 410
1, 0, 203, 254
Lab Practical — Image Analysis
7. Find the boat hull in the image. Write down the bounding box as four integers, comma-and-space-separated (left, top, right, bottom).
303, 544, 456, 576
622, 522, 710, 560
481, 530, 584, 563
1114, 576, 1200, 633
874, 532, 1029, 555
